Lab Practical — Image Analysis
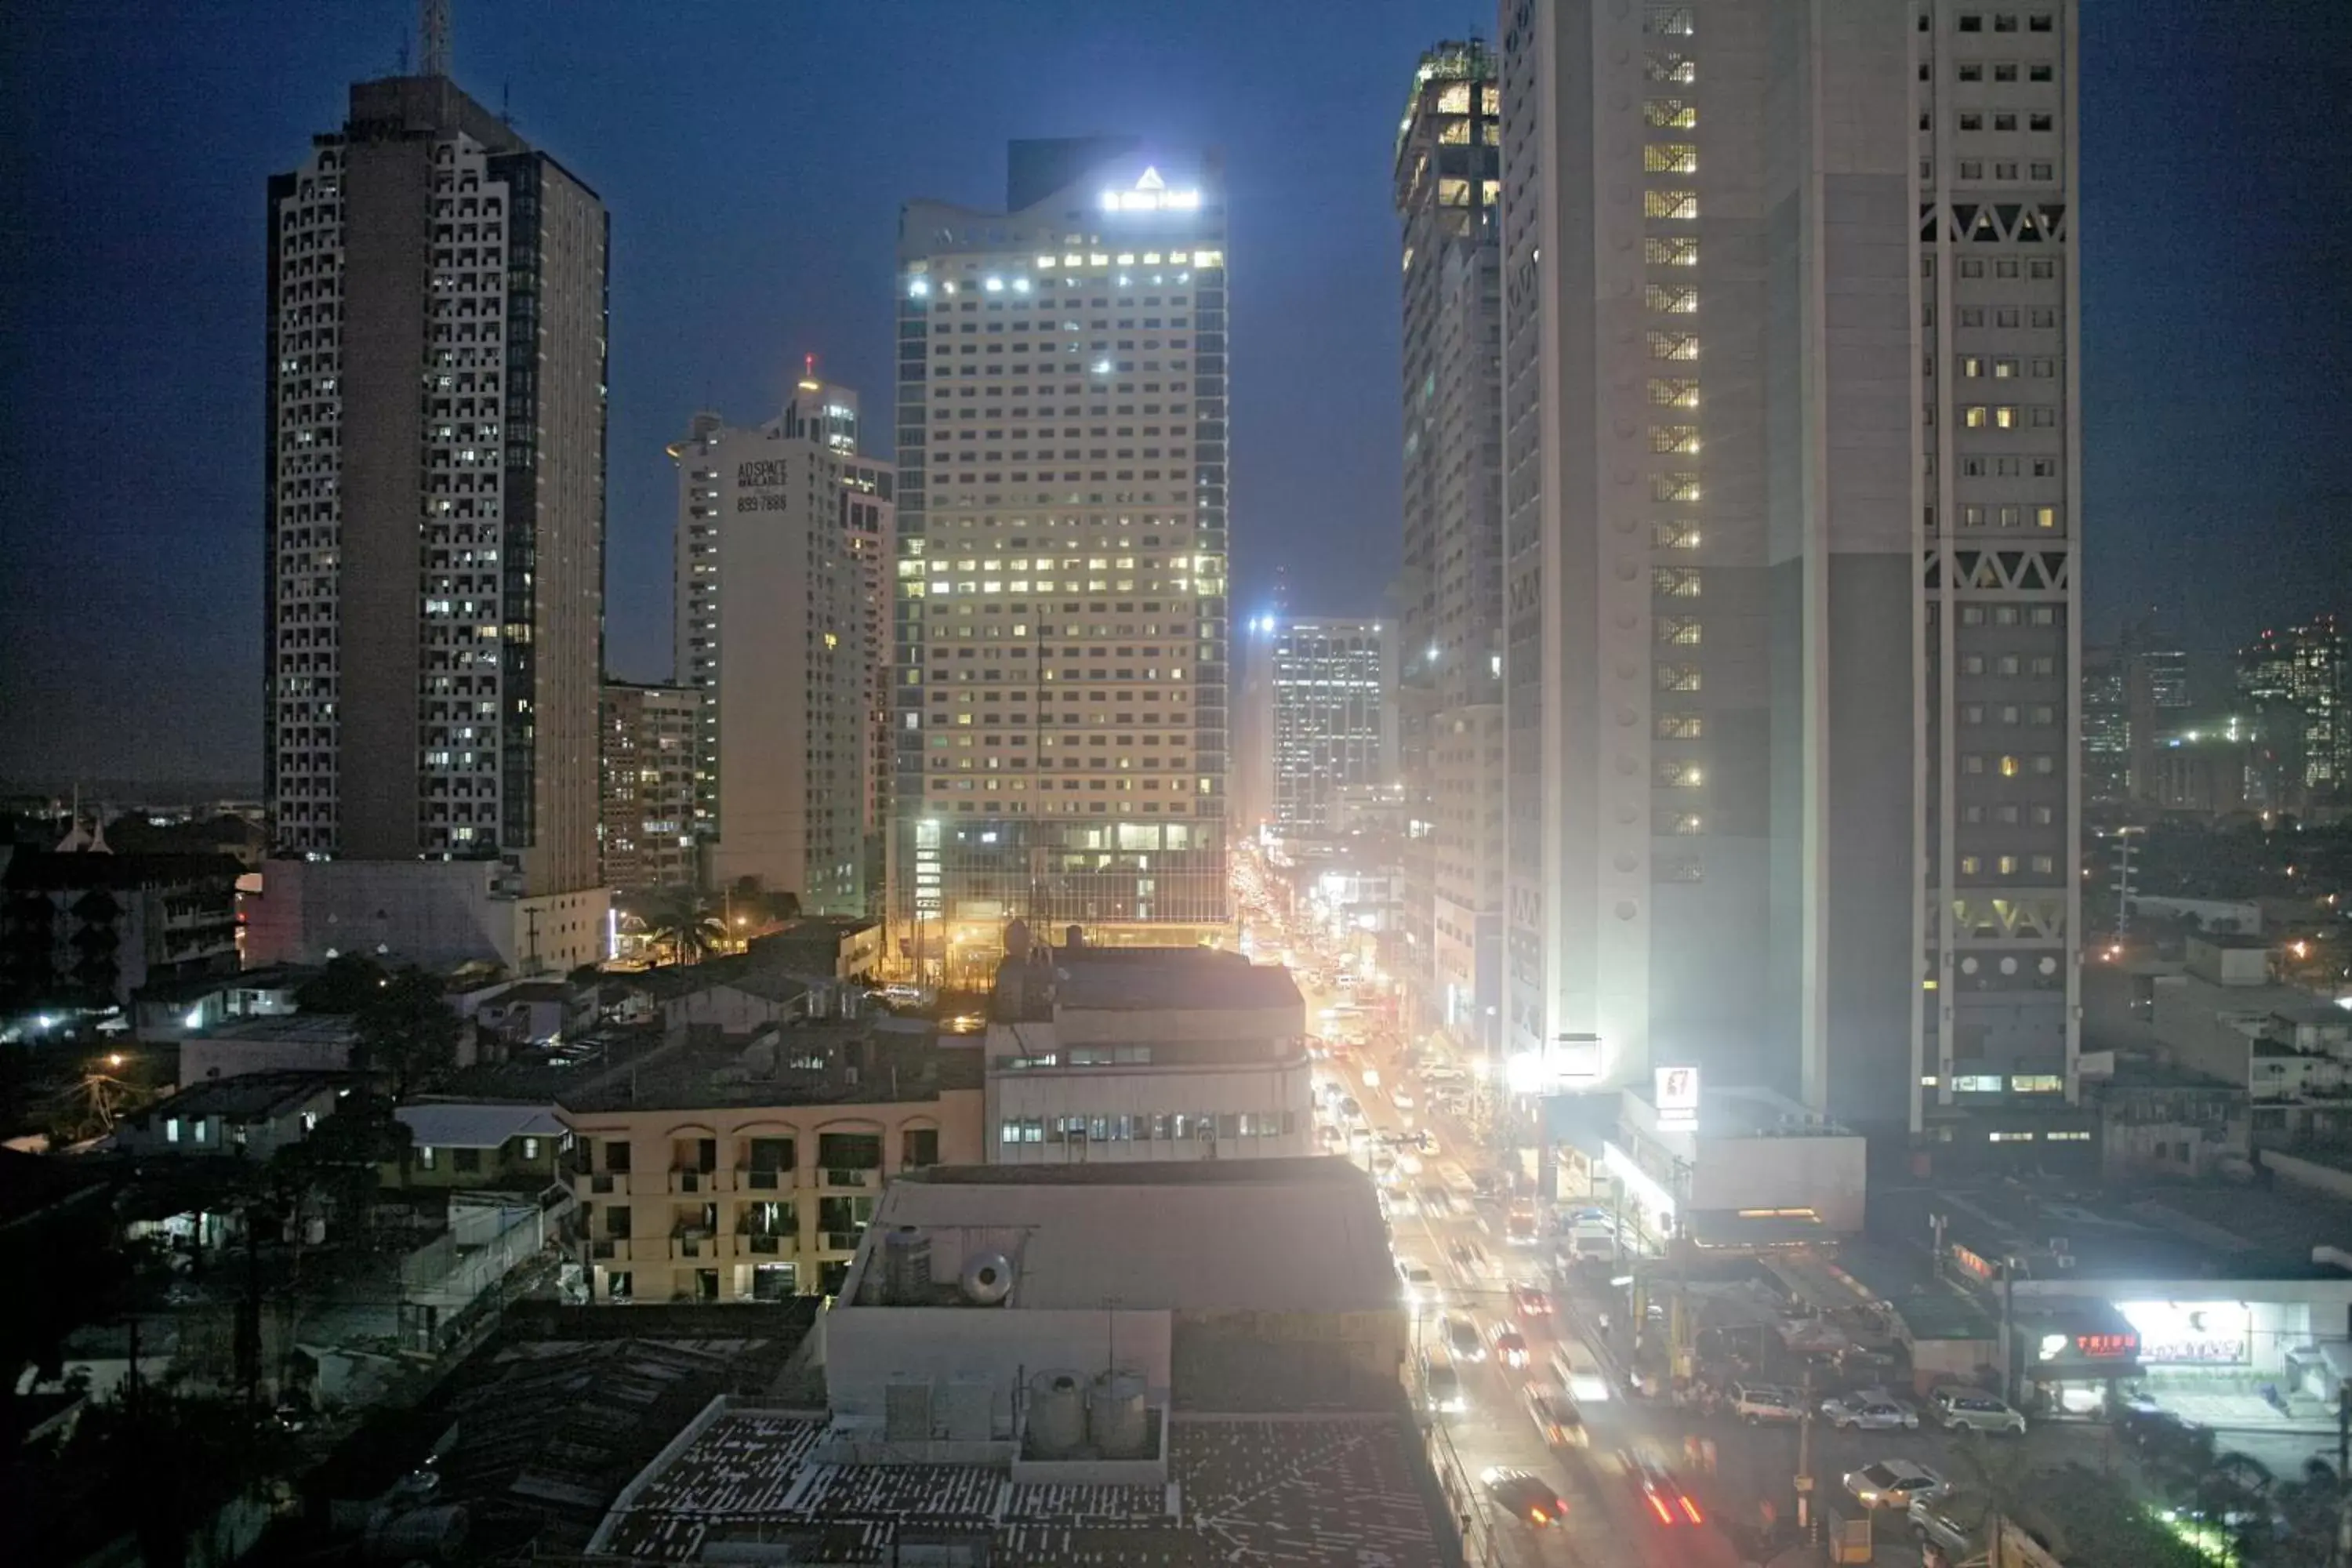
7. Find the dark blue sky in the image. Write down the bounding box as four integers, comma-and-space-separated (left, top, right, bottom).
2, 1, 2347, 787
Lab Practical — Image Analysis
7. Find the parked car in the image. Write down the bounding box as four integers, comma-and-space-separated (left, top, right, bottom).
1843, 1460, 1948, 1510
1443, 1315, 1485, 1362
1932, 1388, 2027, 1435
1732, 1382, 1803, 1425
1421, 1354, 1466, 1414
1820, 1392, 1918, 1431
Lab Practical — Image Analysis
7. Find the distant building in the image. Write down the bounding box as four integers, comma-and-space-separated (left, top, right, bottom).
263, 66, 609, 949
1268, 618, 1394, 835
599, 681, 699, 896
670, 377, 893, 913
0, 839, 240, 1008
245, 855, 604, 975
743, 915, 885, 983
131, 963, 312, 1043
558, 1015, 985, 1303
114, 1071, 355, 1160
983, 928, 1313, 1163
2238, 615, 2347, 805
180, 1012, 359, 1083
2082, 645, 2131, 804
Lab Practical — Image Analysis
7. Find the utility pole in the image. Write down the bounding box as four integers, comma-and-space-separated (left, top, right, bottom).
2001, 1254, 2020, 1403
2336, 1379, 2350, 1568
1795, 1359, 1817, 1539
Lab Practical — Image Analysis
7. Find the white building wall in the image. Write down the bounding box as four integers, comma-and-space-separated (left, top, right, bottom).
987, 1059, 1316, 1163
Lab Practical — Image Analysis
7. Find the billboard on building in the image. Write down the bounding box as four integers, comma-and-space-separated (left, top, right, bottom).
1655, 1065, 1700, 1126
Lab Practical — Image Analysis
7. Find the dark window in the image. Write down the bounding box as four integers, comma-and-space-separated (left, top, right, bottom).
818, 1131, 884, 1170
602, 1138, 632, 1174
902, 1128, 941, 1168
454, 1146, 481, 1173
604, 1203, 630, 1239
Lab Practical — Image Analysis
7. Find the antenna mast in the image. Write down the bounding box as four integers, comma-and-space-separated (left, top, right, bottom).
421, 0, 452, 79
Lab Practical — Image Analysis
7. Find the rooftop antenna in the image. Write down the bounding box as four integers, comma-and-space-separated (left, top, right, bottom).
421, 0, 452, 80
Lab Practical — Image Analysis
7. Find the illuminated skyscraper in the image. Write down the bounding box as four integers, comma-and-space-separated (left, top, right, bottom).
893, 140, 1231, 959
1396, 41, 1508, 1058
1267, 618, 1395, 834
1501, 0, 2083, 1134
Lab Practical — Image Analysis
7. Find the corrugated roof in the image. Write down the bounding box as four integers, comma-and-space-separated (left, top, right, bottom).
1050, 949, 1302, 1012
396, 1101, 564, 1149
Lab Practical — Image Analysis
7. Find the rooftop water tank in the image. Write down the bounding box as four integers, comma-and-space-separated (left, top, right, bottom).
1087, 1369, 1150, 1458
1028, 1369, 1087, 1457
960, 1249, 1014, 1305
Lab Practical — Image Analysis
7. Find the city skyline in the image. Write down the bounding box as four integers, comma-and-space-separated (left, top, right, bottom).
4, 0, 2349, 787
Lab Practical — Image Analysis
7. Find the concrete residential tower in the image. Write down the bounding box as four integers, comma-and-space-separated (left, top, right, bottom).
671, 376, 894, 913
257, 64, 609, 974
894, 140, 1231, 963
1500, 0, 2082, 1137
1396, 41, 1508, 1058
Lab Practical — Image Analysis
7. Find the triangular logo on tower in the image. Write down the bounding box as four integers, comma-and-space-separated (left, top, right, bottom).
1136, 167, 1166, 191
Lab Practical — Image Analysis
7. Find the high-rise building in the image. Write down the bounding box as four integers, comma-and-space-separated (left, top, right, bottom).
599, 681, 699, 896
2239, 616, 2346, 803
259, 61, 609, 973
1396, 41, 1508, 1058
2081, 645, 2129, 804
894, 140, 1231, 959
1500, 0, 2082, 1134
670, 377, 893, 913
1267, 618, 1394, 835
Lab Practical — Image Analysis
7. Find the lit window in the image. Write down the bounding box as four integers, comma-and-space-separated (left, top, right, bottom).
1645, 190, 1700, 220
1645, 236, 1700, 267
1644, 100, 1697, 129
1647, 332, 1700, 361
1649, 379, 1701, 408
1964, 406, 1988, 428
1644, 144, 1700, 174
1998, 754, 2020, 778
1952, 1074, 2005, 1093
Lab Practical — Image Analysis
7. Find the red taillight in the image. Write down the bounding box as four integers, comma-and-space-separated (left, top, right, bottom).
1646, 1492, 1673, 1525
1679, 1496, 1703, 1524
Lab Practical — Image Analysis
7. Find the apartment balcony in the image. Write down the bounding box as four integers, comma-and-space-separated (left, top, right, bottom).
667, 1168, 735, 1194
822, 1167, 877, 1190
670, 1230, 731, 1261
742, 1233, 793, 1257
820, 1230, 864, 1253
576, 1171, 633, 1199
740, 1167, 798, 1192
589, 1238, 635, 1264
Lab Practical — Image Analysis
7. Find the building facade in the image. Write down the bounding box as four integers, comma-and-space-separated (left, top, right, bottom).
1499, 0, 2082, 1133
670, 379, 895, 913
894, 140, 1231, 960
1268, 618, 1394, 836
2238, 615, 2346, 806
1, 848, 241, 1008
982, 939, 1314, 1163
264, 71, 608, 912
600, 681, 699, 896
1395, 41, 1508, 1063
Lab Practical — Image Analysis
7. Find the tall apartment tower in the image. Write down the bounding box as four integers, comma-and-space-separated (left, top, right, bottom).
1268, 618, 1395, 835
2239, 615, 2347, 804
670, 377, 894, 913
1396, 41, 1508, 1057
258, 66, 610, 974
1501, 0, 2082, 1134
895, 140, 1231, 956
599, 681, 699, 897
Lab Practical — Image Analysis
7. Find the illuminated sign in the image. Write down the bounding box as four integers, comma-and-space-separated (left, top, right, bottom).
2072, 1331, 2139, 1359
1655, 1065, 1700, 1127
2118, 1301, 2252, 1366
1950, 1244, 1997, 1283
1100, 166, 1203, 213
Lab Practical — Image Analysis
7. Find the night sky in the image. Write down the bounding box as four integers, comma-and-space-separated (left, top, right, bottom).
2, 1, 2347, 789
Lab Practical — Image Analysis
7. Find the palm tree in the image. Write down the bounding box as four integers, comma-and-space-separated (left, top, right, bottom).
643, 887, 726, 966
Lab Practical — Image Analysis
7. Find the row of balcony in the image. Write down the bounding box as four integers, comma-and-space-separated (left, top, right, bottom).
587, 1230, 865, 1264
572, 1167, 878, 1198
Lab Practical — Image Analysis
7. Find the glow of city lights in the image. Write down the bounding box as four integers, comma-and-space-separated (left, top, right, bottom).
907, 277, 930, 298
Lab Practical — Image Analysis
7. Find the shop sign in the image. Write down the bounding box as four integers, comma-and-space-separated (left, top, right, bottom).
2118, 1301, 2252, 1366
1951, 1244, 1997, 1283
2071, 1331, 2138, 1359
1655, 1065, 1700, 1127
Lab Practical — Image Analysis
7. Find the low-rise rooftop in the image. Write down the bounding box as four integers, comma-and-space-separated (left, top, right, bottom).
857, 1157, 1396, 1313
1051, 948, 1302, 1012
1876, 1178, 2352, 1283
590, 1405, 1450, 1565
134, 1069, 358, 1124
394, 1100, 564, 1149
187, 1012, 358, 1044
556, 1018, 979, 1115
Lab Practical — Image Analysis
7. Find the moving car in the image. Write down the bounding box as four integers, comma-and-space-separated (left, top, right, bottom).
1490, 1324, 1531, 1369
1933, 1388, 2028, 1435
1421, 1354, 1466, 1414
1512, 1283, 1552, 1317
1524, 1386, 1587, 1449
1338, 1096, 1363, 1120
1623, 1456, 1704, 1526
1843, 1460, 1949, 1510
1396, 1258, 1439, 1302
1443, 1315, 1485, 1362
1731, 1382, 1802, 1425
1481, 1468, 1569, 1528
1820, 1392, 1919, 1431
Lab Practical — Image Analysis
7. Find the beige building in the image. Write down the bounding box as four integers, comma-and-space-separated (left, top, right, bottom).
560, 1018, 984, 1303
982, 935, 1313, 1162
672, 379, 893, 913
